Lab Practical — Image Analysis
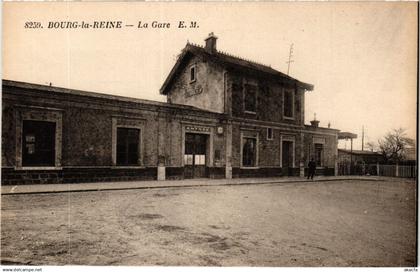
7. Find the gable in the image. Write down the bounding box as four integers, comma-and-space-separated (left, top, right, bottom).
160, 43, 313, 95
165, 54, 226, 114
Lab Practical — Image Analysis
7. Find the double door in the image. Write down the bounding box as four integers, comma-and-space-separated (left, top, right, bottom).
184, 133, 208, 178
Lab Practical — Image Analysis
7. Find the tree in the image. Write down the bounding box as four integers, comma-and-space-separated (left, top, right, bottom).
377, 128, 415, 163
365, 141, 377, 152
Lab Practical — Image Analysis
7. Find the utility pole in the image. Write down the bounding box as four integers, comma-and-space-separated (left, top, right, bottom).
286, 43, 294, 75
361, 126, 364, 151
350, 137, 353, 175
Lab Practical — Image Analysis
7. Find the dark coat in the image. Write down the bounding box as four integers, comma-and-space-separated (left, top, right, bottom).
308, 160, 316, 171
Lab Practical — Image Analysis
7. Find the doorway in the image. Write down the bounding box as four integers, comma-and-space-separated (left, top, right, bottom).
184, 133, 208, 178
282, 140, 294, 176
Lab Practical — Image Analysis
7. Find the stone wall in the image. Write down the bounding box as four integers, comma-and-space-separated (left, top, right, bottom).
230, 121, 337, 176
2, 80, 338, 184
231, 123, 311, 168
228, 71, 304, 125
63, 107, 113, 166
2, 101, 16, 167
167, 55, 226, 113
2, 82, 226, 184
303, 127, 338, 169
1, 167, 157, 185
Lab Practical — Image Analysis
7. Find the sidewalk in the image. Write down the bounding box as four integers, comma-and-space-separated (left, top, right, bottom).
0, 176, 394, 195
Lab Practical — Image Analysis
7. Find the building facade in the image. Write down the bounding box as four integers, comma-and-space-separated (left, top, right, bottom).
2, 34, 339, 185
338, 149, 384, 165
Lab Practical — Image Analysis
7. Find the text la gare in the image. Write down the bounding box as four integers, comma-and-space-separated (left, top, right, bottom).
138, 21, 198, 29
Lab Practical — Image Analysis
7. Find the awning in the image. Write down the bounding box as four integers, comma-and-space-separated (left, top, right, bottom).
338, 132, 357, 140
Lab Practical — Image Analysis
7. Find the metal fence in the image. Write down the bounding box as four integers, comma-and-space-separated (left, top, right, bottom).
338, 162, 417, 178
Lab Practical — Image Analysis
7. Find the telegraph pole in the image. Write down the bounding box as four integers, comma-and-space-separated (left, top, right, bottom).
286, 43, 294, 75
361, 126, 364, 151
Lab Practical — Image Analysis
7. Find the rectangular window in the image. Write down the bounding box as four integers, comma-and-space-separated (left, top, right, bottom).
284, 90, 294, 118
117, 127, 140, 165
190, 66, 196, 82
315, 143, 323, 167
267, 128, 273, 140
242, 137, 257, 167
22, 120, 56, 167
244, 84, 257, 113
184, 154, 193, 165
194, 154, 206, 165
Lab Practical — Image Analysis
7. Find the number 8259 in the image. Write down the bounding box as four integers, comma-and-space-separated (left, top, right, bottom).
24, 22, 42, 28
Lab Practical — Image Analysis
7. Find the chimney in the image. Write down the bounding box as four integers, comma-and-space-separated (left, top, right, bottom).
205, 32, 217, 54
310, 113, 320, 128
310, 120, 320, 128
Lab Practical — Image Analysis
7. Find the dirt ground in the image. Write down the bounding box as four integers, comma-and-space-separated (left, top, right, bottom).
1, 179, 416, 266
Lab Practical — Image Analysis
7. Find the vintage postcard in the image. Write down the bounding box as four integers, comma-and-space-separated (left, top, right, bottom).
1, 2, 417, 269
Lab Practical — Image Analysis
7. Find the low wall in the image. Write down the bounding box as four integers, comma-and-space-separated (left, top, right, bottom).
2, 166, 336, 185
304, 167, 335, 176
1, 167, 157, 185
232, 167, 297, 178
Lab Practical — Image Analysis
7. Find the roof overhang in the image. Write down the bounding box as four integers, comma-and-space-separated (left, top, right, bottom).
160, 43, 315, 95
338, 132, 358, 140
296, 81, 314, 92
160, 49, 191, 95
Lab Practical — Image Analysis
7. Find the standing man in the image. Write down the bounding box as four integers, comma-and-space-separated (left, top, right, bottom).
307, 158, 316, 180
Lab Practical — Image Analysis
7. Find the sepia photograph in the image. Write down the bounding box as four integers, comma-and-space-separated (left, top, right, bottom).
1, 2, 418, 268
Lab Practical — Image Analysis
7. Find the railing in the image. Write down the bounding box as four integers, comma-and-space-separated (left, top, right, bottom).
378, 164, 395, 177
337, 162, 417, 178
394, 165, 417, 178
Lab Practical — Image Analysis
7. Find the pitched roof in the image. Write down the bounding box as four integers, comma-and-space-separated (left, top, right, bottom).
338, 149, 381, 156
160, 43, 314, 95
2, 79, 220, 115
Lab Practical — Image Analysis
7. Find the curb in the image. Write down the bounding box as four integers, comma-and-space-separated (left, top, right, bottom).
1, 177, 384, 196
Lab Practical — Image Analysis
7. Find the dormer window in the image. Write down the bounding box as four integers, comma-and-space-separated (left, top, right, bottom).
190, 65, 196, 83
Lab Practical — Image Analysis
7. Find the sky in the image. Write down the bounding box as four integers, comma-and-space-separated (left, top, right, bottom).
3, 2, 418, 150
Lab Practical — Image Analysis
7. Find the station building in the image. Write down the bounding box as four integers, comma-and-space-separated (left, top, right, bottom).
2, 33, 339, 185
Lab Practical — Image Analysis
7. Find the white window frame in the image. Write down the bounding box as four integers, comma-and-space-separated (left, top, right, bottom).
15, 106, 63, 170
280, 135, 295, 168
312, 137, 326, 168
181, 124, 214, 167
283, 89, 295, 120
112, 117, 144, 168
240, 131, 259, 168
314, 143, 324, 167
